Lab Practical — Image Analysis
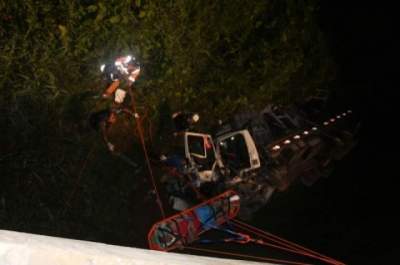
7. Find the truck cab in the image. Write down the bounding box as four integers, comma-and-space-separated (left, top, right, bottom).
165, 104, 356, 218
215, 130, 261, 176
184, 130, 261, 182
182, 130, 261, 182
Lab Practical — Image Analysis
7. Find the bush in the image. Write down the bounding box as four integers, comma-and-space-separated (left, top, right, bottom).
0, 0, 336, 243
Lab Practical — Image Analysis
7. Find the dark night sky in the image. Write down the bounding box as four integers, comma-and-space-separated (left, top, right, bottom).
229, 3, 397, 264
320, 2, 395, 110
317, 2, 397, 263
250, 2, 397, 265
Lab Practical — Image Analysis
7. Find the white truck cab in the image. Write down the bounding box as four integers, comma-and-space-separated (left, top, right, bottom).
183, 130, 260, 183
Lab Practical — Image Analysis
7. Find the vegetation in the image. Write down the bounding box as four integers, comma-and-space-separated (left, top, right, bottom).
0, 0, 336, 245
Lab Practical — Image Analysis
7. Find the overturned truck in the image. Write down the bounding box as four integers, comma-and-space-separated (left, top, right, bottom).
159, 100, 359, 219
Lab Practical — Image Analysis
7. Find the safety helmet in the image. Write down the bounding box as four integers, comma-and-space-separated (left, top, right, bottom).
192, 113, 200, 123
100, 63, 119, 83
115, 55, 140, 76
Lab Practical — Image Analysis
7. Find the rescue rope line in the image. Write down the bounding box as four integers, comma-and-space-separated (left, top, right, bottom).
231, 222, 341, 265
61, 141, 97, 216
216, 223, 331, 263
231, 221, 310, 254
232, 219, 338, 262
183, 246, 312, 265
129, 87, 165, 218
232, 219, 344, 265
199, 220, 340, 264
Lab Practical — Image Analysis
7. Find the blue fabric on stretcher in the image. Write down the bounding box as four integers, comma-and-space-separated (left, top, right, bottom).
195, 205, 216, 227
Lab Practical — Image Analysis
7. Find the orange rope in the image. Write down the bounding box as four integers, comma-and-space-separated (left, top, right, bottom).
184, 246, 312, 265
232, 219, 344, 265
232, 221, 312, 254
234, 220, 337, 264
61, 141, 96, 216
232, 219, 337, 261
232, 222, 341, 265
129, 87, 165, 218
256, 239, 336, 264
232, 220, 316, 253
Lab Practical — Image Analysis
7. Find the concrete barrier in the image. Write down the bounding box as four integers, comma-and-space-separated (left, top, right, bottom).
0, 230, 270, 265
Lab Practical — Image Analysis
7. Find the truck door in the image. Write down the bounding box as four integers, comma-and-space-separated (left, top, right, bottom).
216, 130, 261, 175
184, 132, 221, 182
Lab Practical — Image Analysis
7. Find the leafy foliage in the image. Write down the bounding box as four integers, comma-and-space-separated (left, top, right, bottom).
0, 0, 336, 244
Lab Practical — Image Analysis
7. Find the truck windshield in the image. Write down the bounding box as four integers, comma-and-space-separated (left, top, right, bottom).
188, 135, 206, 157
187, 135, 216, 171
219, 134, 250, 170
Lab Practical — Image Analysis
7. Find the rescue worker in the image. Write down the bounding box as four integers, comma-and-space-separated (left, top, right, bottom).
100, 55, 141, 106
97, 55, 141, 136
89, 108, 117, 152
172, 111, 200, 133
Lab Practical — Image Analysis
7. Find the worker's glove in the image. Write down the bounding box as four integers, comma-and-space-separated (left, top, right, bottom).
160, 154, 167, 161
102, 93, 111, 99
107, 142, 115, 152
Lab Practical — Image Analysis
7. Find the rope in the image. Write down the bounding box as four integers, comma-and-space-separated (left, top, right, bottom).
232, 220, 341, 265
61, 141, 97, 216
232, 219, 338, 262
231, 221, 312, 255
129, 87, 165, 218
232, 219, 345, 265
184, 246, 313, 265
251, 237, 340, 265
191, 222, 334, 264
199, 221, 339, 264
